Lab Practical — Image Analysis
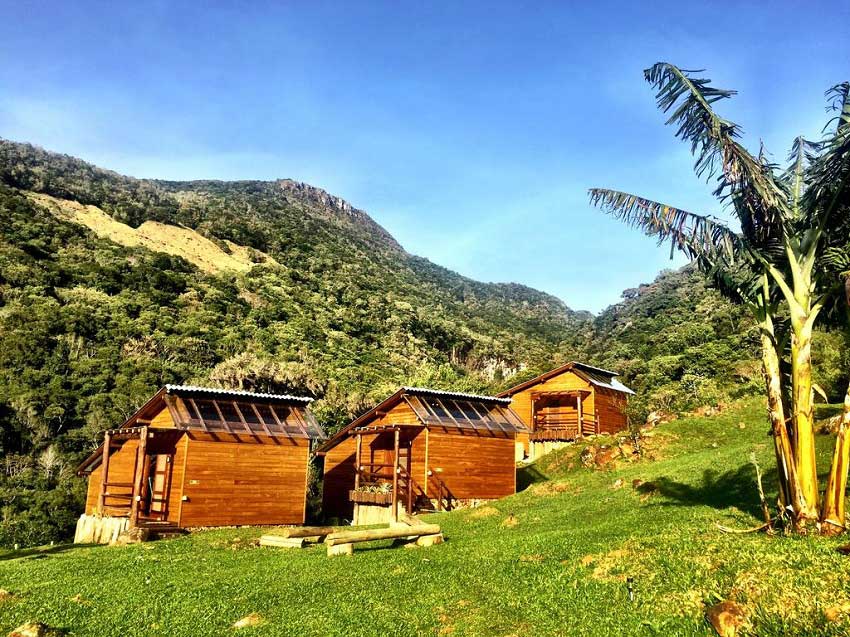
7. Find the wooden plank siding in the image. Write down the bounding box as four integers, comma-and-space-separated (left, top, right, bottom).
149, 405, 175, 428
322, 435, 358, 520
169, 435, 189, 524
321, 425, 515, 519
594, 388, 629, 434
84, 439, 139, 515
505, 368, 632, 454
426, 430, 515, 500
178, 432, 310, 527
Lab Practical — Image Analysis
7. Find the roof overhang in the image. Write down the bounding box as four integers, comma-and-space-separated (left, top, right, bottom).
498, 361, 635, 397
316, 386, 524, 455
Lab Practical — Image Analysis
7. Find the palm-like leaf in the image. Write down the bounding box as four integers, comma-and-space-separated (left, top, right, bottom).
588, 187, 745, 264
588, 187, 762, 306
644, 63, 790, 251
804, 82, 850, 234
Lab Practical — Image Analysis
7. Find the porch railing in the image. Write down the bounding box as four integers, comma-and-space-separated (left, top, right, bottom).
531, 414, 598, 440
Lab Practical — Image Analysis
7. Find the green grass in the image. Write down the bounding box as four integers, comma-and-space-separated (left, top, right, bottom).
2, 398, 850, 636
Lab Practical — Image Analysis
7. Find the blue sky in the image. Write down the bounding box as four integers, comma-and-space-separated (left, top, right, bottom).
2, 1, 849, 313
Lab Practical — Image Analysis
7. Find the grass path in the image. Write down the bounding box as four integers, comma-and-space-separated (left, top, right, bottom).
2, 399, 850, 636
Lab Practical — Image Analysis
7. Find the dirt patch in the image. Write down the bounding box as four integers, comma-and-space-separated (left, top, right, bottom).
529, 481, 580, 497
27, 191, 277, 274
468, 506, 499, 519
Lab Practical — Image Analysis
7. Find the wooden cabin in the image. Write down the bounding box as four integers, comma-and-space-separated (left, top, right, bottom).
499, 362, 634, 461
76, 385, 326, 534
317, 387, 527, 524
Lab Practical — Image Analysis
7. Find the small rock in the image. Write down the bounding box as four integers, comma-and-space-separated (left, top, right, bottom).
111, 527, 149, 546
737, 422, 746, 430
580, 446, 598, 468
233, 613, 264, 629
595, 447, 618, 467
711, 443, 719, 448
8, 622, 54, 637
706, 600, 746, 637
612, 479, 624, 489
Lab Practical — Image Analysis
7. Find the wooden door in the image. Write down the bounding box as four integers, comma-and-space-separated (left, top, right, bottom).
148, 454, 172, 519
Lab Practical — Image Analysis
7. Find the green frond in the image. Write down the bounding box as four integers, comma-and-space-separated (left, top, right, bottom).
803, 82, 850, 242
643, 63, 790, 245
587, 187, 744, 264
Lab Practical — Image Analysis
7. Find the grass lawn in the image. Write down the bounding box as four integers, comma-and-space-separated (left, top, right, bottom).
2, 398, 850, 636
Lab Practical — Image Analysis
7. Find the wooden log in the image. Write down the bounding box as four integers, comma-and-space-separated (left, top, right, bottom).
274, 526, 339, 539
327, 542, 354, 557
325, 524, 441, 546
259, 535, 306, 548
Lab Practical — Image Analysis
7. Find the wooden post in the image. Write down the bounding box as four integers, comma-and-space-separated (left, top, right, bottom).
129, 426, 149, 527
423, 428, 430, 497
577, 393, 583, 437
406, 444, 414, 514
391, 428, 400, 522
98, 431, 112, 513
354, 433, 362, 490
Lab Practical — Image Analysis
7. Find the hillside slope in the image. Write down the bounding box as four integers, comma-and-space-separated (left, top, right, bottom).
1, 400, 847, 636
0, 138, 769, 546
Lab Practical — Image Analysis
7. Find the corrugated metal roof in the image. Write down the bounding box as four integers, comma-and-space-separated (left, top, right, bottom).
579, 370, 635, 395
165, 384, 313, 403
498, 361, 634, 397
401, 386, 512, 404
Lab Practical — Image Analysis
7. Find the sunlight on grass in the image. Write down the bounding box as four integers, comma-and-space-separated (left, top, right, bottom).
1, 398, 849, 636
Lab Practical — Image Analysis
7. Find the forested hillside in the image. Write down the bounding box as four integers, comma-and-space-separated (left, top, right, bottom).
0, 138, 843, 545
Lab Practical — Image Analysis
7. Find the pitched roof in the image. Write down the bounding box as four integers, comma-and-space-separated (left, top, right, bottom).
77, 384, 324, 474
165, 384, 313, 403
316, 386, 525, 455
498, 361, 635, 397
401, 386, 512, 404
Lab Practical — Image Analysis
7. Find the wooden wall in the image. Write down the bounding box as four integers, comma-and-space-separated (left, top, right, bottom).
594, 388, 629, 434
426, 430, 516, 500
179, 432, 310, 527
168, 435, 188, 522
84, 439, 139, 515
507, 370, 630, 441
508, 370, 594, 426
149, 406, 175, 428
321, 397, 520, 518
322, 435, 358, 520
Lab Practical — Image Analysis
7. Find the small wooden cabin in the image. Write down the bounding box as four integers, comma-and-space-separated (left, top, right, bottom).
499, 362, 634, 461
318, 387, 527, 523
76, 385, 326, 532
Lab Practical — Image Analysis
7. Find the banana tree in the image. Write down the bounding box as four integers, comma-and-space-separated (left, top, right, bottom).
589, 64, 850, 531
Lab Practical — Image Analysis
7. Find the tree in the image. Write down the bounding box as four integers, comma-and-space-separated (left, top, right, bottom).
589, 63, 850, 532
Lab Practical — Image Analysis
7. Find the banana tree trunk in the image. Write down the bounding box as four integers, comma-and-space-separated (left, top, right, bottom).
820, 378, 850, 535
760, 325, 801, 519
790, 314, 820, 522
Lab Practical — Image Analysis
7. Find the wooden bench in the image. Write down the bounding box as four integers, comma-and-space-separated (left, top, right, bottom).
325, 523, 442, 556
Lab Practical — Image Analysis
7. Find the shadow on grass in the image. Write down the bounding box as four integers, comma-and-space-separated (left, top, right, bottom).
637, 464, 777, 518
0, 543, 93, 562
516, 465, 549, 492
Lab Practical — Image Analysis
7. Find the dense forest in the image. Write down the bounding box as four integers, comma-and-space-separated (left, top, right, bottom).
0, 138, 845, 546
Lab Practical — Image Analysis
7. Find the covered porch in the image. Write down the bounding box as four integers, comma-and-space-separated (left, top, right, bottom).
529, 389, 598, 441
77, 425, 184, 530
